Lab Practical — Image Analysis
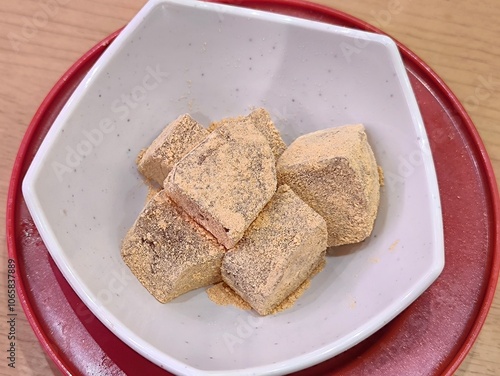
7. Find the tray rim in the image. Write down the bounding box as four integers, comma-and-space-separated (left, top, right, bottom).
6, 1, 500, 375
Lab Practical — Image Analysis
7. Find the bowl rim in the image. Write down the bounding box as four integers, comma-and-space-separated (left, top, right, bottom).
20, 0, 445, 373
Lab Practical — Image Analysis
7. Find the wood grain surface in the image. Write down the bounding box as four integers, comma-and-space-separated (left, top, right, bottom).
0, 0, 498, 375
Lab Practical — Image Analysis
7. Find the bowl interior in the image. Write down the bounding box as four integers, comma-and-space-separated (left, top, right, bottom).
22, 0, 444, 374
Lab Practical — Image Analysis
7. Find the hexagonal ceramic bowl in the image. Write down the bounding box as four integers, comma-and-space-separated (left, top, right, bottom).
22, 0, 444, 374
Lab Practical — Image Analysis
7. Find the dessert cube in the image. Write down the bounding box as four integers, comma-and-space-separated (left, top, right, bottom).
164, 122, 277, 248
221, 185, 327, 315
137, 114, 208, 185
208, 108, 286, 160
277, 124, 380, 247
121, 191, 225, 303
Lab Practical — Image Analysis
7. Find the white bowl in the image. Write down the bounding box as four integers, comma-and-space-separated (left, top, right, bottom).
22, 0, 444, 374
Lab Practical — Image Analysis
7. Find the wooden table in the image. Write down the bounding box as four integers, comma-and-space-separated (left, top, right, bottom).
0, 0, 498, 375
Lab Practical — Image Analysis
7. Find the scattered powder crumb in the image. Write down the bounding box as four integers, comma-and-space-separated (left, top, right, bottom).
348, 295, 357, 309
206, 283, 251, 310
370, 257, 380, 264
378, 165, 385, 186
208, 259, 326, 314
136, 148, 163, 202
389, 239, 400, 251
136, 148, 146, 165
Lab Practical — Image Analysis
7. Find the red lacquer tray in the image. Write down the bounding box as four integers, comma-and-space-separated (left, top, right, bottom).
7, 1, 500, 375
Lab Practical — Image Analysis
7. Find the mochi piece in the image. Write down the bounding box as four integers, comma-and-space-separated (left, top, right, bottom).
138, 114, 208, 185
121, 191, 225, 303
248, 108, 287, 160
277, 124, 381, 247
221, 185, 327, 315
207, 114, 246, 132
164, 121, 277, 249
208, 108, 286, 160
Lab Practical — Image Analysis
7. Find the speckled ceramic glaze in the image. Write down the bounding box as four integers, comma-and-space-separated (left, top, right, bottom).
22, 0, 444, 374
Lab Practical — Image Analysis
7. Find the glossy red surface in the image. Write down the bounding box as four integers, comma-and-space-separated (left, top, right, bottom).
7, 1, 499, 375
